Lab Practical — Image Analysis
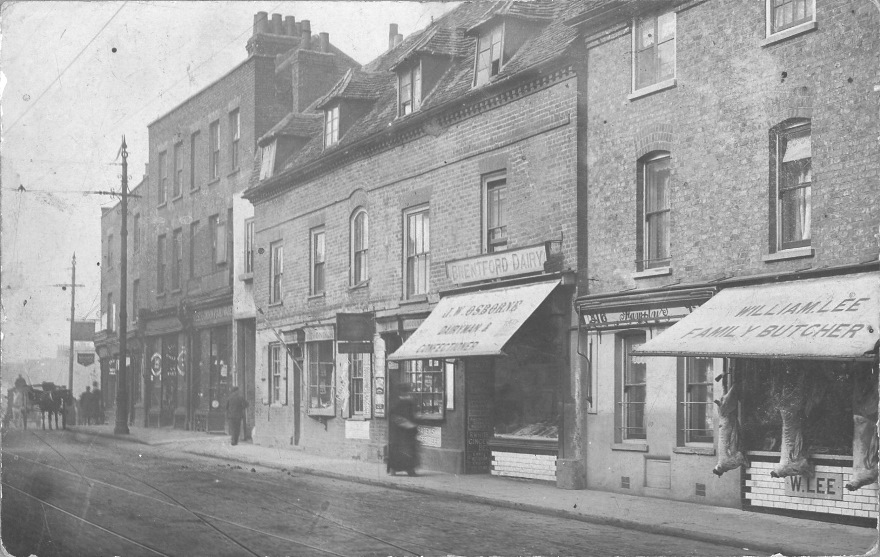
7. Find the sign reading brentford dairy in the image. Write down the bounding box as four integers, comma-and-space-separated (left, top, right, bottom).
445, 244, 547, 285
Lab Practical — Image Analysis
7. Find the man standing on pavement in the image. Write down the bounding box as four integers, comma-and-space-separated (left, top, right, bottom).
91, 381, 104, 425
225, 386, 247, 445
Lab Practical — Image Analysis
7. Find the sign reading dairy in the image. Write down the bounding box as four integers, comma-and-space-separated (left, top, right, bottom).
446, 244, 546, 285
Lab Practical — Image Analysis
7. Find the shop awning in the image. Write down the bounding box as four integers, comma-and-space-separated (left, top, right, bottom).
388, 280, 560, 360
633, 272, 880, 361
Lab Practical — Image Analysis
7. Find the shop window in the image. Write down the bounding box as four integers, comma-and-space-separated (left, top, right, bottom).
173, 142, 183, 198
310, 227, 325, 295
158, 150, 167, 205
351, 209, 368, 286
171, 228, 182, 291
307, 341, 334, 415
324, 105, 339, 148
767, 0, 814, 35
619, 334, 647, 441
229, 109, 240, 171
637, 152, 671, 271
770, 119, 811, 252
398, 63, 422, 116
680, 357, 715, 445
405, 359, 444, 420
633, 11, 675, 92
209, 120, 220, 180
269, 241, 283, 304
244, 219, 255, 274
404, 206, 430, 298
483, 172, 507, 253
474, 24, 503, 86
269, 343, 287, 405
157, 234, 166, 294
349, 353, 366, 416
190, 130, 201, 190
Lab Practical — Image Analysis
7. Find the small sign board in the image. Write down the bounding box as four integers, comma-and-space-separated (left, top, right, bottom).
583, 304, 697, 330
337, 313, 375, 341
783, 472, 844, 500
77, 353, 96, 367
445, 244, 547, 285
417, 425, 441, 447
345, 419, 371, 440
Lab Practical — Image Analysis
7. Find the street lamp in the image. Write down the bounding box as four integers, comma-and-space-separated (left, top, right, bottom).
115, 136, 130, 435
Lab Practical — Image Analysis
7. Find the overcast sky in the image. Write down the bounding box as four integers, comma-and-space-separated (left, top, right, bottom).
1, 1, 457, 365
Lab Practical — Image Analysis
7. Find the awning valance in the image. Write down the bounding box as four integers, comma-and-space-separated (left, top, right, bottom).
633, 273, 879, 361
388, 280, 559, 360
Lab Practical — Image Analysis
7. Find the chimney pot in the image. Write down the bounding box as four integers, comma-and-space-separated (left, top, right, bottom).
254, 12, 269, 35
284, 16, 296, 36
300, 20, 312, 49
270, 13, 283, 34
389, 23, 399, 50
319, 32, 330, 53
294, 22, 302, 35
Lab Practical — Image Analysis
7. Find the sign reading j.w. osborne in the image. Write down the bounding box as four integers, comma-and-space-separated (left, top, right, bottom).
445, 244, 546, 285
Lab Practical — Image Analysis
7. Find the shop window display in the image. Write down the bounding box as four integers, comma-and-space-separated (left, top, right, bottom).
405, 359, 444, 419
308, 341, 334, 412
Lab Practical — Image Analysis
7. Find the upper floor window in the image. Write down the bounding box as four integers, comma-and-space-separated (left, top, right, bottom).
171, 228, 182, 291
189, 221, 199, 279
229, 109, 240, 171
132, 279, 139, 324
681, 357, 715, 445
351, 209, 369, 286
107, 293, 116, 332
259, 142, 276, 180
173, 142, 183, 198
483, 172, 507, 253
157, 234, 166, 294
133, 213, 141, 253
190, 131, 201, 190
633, 11, 675, 92
771, 120, 811, 251
767, 0, 814, 35
324, 105, 339, 148
107, 234, 114, 268
209, 120, 220, 180
637, 152, 671, 270
158, 150, 167, 205
399, 63, 422, 116
244, 219, 255, 274
620, 334, 646, 441
404, 206, 430, 298
209, 214, 227, 267
474, 24, 503, 86
270, 241, 283, 304
311, 227, 326, 295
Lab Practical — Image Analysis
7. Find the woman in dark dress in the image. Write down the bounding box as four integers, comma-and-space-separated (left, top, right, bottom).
387, 383, 419, 476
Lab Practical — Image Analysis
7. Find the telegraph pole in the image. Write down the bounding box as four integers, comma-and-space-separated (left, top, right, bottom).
115, 136, 130, 435
53, 254, 84, 391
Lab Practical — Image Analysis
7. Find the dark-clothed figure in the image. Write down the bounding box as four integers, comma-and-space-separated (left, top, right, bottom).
91, 381, 104, 425
80, 387, 94, 425
387, 384, 419, 476
226, 387, 248, 445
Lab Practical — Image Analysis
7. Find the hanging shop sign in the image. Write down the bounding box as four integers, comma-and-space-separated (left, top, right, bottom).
77, 353, 96, 367
583, 304, 698, 330
337, 313, 375, 341
446, 244, 547, 285
150, 353, 162, 378
783, 472, 844, 501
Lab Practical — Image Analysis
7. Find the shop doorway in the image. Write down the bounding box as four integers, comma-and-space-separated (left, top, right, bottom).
465, 358, 494, 474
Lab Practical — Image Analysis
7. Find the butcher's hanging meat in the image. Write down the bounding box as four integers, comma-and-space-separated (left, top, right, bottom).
713, 382, 747, 476
770, 367, 818, 479
846, 368, 879, 491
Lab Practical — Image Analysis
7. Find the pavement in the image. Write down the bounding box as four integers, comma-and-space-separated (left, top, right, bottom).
67, 423, 878, 557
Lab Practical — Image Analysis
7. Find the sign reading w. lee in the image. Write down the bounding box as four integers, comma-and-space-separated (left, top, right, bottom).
446, 244, 547, 285
784, 472, 844, 501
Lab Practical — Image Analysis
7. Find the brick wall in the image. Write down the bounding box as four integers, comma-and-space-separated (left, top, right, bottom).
492, 450, 557, 482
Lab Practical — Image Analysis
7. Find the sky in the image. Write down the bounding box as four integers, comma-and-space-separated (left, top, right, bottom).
0, 1, 458, 365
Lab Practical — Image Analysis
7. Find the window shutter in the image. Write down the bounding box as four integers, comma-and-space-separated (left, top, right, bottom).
260, 345, 269, 405
339, 355, 351, 418
363, 353, 373, 419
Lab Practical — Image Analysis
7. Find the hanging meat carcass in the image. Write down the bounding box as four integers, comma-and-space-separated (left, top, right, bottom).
846, 367, 879, 491
769, 366, 821, 479
713, 382, 747, 476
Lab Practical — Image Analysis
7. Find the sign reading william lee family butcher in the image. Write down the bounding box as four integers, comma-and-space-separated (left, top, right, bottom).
446, 244, 546, 285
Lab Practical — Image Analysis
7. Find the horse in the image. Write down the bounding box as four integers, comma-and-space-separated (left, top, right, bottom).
27, 383, 72, 430
3, 387, 30, 430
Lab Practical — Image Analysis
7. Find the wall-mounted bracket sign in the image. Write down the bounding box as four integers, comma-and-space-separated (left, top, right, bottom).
446, 243, 547, 285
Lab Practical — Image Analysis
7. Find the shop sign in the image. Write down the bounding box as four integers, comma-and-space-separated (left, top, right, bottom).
417, 425, 441, 447
337, 313, 375, 341
338, 341, 373, 354
109, 358, 117, 375
374, 336, 386, 418
583, 304, 697, 330
150, 353, 162, 378
345, 419, 371, 440
77, 353, 96, 367
177, 348, 187, 376
192, 305, 232, 326
446, 244, 547, 285
784, 472, 844, 501
305, 325, 335, 342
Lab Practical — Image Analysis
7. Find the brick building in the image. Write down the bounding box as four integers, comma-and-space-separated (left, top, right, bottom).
98, 12, 358, 432
567, 0, 880, 522
243, 1, 590, 485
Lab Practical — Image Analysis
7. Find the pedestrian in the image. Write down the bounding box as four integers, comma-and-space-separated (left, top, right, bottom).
91, 381, 104, 425
225, 386, 248, 445
387, 383, 419, 476
80, 386, 93, 425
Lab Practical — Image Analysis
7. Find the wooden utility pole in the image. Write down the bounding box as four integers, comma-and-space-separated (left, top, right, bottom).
53, 254, 84, 391
115, 137, 130, 435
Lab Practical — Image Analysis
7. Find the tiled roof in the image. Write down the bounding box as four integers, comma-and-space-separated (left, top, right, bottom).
315, 69, 389, 109
468, 0, 558, 33
260, 112, 322, 144
389, 26, 470, 70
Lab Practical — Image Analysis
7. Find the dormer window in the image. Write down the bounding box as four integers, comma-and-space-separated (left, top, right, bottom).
399, 63, 422, 116
259, 141, 276, 180
324, 105, 339, 148
474, 24, 503, 86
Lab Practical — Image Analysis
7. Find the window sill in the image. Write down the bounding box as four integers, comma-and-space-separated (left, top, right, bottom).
611, 442, 648, 452
156, 292, 167, 298
171, 194, 183, 203
308, 293, 326, 301
761, 20, 818, 47
628, 78, 677, 101
170, 289, 182, 295
228, 168, 240, 178
633, 266, 672, 279
190, 186, 200, 194
239, 272, 254, 282
268, 301, 283, 307
208, 178, 220, 186
415, 413, 445, 422
346, 415, 368, 421
673, 446, 715, 456
157, 201, 167, 209
762, 246, 814, 262
400, 295, 428, 306
349, 281, 369, 292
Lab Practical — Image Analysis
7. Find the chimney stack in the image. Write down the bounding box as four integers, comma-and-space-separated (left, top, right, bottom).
284, 16, 296, 36
394, 33, 403, 48
389, 23, 399, 50
270, 13, 283, 34
300, 19, 312, 49
319, 32, 330, 53
254, 12, 269, 35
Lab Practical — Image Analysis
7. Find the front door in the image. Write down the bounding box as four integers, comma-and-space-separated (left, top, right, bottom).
465, 358, 494, 474
206, 326, 230, 432
161, 335, 178, 427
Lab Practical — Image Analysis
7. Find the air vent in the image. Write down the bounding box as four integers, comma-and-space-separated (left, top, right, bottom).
696, 483, 706, 497
621, 476, 631, 489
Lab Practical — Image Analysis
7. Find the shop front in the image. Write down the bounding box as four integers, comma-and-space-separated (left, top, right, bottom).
191, 304, 233, 433
634, 271, 880, 524
389, 245, 574, 482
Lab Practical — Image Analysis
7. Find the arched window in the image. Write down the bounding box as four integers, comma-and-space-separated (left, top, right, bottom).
351, 208, 369, 285
770, 119, 811, 252
637, 151, 671, 270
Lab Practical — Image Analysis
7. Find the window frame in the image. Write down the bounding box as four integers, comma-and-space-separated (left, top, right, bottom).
679, 357, 716, 446
348, 352, 366, 417
107, 234, 114, 268
133, 213, 141, 253
404, 205, 430, 299
482, 172, 508, 253
631, 10, 676, 93
269, 343, 287, 405
766, 0, 815, 36
310, 227, 326, 296
209, 120, 220, 181
637, 152, 672, 271
770, 119, 812, 252
157, 234, 166, 294
171, 228, 182, 291
158, 150, 168, 205
269, 241, 283, 304
324, 105, 340, 148
350, 208, 369, 286
132, 279, 139, 324
229, 109, 240, 171
259, 141, 276, 180
618, 333, 647, 442
244, 218, 255, 274
190, 130, 201, 191
306, 340, 335, 416
189, 221, 199, 279
172, 142, 183, 198
474, 23, 504, 87
398, 62, 422, 116
107, 292, 115, 332
404, 358, 445, 420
